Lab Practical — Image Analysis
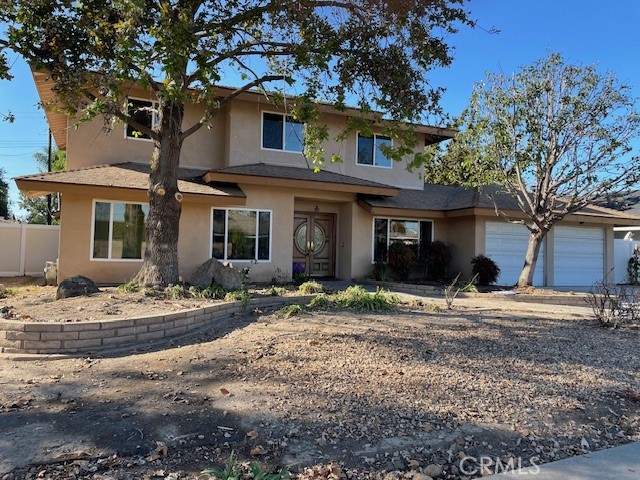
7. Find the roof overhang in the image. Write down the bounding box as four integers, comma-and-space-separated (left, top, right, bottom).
32, 70, 68, 150
204, 171, 399, 196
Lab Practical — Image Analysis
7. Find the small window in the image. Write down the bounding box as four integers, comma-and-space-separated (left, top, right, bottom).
373, 218, 432, 262
126, 98, 158, 139
92, 201, 148, 260
212, 208, 272, 261
262, 112, 304, 152
357, 133, 392, 168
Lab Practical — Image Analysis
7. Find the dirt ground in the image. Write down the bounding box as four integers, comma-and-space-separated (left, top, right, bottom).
1, 291, 639, 480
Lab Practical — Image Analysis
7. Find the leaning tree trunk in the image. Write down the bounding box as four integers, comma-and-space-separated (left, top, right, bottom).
134, 100, 185, 287
516, 229, 546, 288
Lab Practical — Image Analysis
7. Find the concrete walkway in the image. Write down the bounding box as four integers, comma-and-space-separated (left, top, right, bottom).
486, 442, 640, 479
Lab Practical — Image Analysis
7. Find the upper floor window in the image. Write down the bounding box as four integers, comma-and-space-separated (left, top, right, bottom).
126, 98, 158, 140
92, 200, 148, 260
262, 112, 304, 153
357, 133, 392, 168
212, 208, 272, 262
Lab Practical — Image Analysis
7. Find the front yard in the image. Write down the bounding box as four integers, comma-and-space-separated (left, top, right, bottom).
0, 293, 638, 479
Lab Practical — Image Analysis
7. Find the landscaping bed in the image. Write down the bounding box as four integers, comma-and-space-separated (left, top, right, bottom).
0, 295, 638, 479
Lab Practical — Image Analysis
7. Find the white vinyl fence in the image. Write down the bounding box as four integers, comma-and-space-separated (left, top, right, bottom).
0, 223, 60, 277
614, 238, 640, 284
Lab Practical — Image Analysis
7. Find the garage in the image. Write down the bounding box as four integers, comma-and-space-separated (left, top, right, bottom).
485, 221, 545, 286
553, 226, 605, 286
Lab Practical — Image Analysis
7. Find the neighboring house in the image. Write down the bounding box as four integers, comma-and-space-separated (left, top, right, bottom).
16, 71, 640, 287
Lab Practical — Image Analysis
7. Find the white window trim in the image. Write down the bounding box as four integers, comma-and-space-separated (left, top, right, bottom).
260, 110, 305, 155
356, 132, 393, 169
210, 207, 273, 263
371, 216, 434, 263
123, 96, 159, 142
90, 199, 148, 262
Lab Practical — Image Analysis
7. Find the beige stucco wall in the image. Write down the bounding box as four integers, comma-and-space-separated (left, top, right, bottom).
226, 99, 425, 190
66, 87, 226, 171
440, 216, 477, 280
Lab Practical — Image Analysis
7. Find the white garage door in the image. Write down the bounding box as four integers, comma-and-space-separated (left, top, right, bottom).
554, 226, 605, 286
485, 222, 545, 286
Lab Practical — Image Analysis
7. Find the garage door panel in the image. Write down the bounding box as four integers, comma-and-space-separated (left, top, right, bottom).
553, 226, 604, 287
485, 222, 545, 286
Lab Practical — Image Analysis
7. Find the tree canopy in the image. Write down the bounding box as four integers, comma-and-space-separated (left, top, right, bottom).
0, 168, 9, 219
425, 52, 640, 287
18, 147, 67, 224
1, 0, 473, 286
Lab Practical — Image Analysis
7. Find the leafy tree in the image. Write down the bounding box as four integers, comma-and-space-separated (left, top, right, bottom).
1, 0, 473, 286
18, 148, 66, 224
0, 168, 9, 219
426, 52, 640, 287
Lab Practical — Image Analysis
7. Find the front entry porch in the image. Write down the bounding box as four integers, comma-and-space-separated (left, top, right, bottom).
293, 211, 336, 277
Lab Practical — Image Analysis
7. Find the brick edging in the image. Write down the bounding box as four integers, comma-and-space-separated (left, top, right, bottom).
0, 295, 313, 355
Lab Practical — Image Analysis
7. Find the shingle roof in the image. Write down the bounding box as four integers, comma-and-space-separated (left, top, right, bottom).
360, 184, 640, 221
15, 162, 245, 198
597, 191, 640, 216
207, 163, 398, 192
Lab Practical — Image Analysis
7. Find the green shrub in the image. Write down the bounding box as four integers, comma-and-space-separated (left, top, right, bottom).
334, 285, 398, 312
165, 284, 189, 299
420, 240, 452, 280
224, 286, 251, 309
388, 241, 417, 281
203, 451, 289, 480
307, 293, 331, 309
298, 280, 324, 294
627, 248, 640, 285
267, 285, 287, 296
189, 284, 226, 299
277, 303, 306, 318
117, 279, 140, 294
372, 261, 390, 281
471, 254, 501, 286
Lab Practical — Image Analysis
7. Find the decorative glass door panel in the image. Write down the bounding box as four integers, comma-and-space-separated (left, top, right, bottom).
293, 212, 335, 277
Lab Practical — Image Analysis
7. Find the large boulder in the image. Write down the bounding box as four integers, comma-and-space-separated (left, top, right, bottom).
56, 275, 100, 300
190, 259, 245, 290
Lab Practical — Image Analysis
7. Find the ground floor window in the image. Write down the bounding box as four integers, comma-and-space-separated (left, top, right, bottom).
212, 208, 272, 261
92, 201, 148, 260
373, 218, 433, 262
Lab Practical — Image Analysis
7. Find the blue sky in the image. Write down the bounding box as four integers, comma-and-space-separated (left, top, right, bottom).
1, 0, 640, 217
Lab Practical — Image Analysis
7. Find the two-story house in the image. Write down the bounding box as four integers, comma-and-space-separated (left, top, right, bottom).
16, 70, 640, 287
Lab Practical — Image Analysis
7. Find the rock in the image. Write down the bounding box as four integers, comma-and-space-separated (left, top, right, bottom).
44, 260, 58, 286
56, 275, 100, 300
424, 464, 443, 478
189, 258, 244, 290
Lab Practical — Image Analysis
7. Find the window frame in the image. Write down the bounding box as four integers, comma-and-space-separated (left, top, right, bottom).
90, 199, 149, 262
124, 97, 159, 142
260, 110, 305, 154
371, 216, 434, 263
210, 207, 273, 263
356, 132, 393, 169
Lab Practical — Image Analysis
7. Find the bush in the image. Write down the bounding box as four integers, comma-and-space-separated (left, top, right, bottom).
165, 284, 189, 299
334, 285, 398, 312
388, 241, 417, 281
117, 279, 140, 294
267, 285, 287, 296
224, 286, 251, 309
627, 247, 640, 285
420, 240, 452, 280
471, 254, 501, 286
189, 284, 226, 299
298, 280, 324, 294
277, 303, 306, 318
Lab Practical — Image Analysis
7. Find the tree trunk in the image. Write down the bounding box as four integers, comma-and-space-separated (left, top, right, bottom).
134, 100, 185, 287
516, 229, 546, 288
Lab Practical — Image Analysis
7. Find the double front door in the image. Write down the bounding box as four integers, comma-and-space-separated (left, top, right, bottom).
293, 212, 335, 277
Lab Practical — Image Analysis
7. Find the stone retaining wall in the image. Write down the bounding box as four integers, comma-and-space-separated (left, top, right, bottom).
0, 295, 312, 355
363, 280, 589, 307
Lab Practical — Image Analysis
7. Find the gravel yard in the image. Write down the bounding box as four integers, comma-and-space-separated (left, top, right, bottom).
0, 296, 638, 479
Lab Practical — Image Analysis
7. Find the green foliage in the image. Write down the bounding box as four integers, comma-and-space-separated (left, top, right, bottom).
429, 52, 640, 287
267, 285, 287, 297
298, 280, 324, 294
388, 242, 417, 281
627, 248, 640, 285
372, 261, 390, 281
0, 286, 16, 299
471, 254, 501, 286
307, 293, 331, 309
18, 149, 67, 224
117, 279, 141, 294
277, 303, 306, 319
165, 284, 189, 300
189, 284, 226, 299
203, 449, 288, 480
0, 168, 9, 219
224, 287, 251, 309
1, 0, 474, 286
420, 240, 452, 280
333, 286, 398, 312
